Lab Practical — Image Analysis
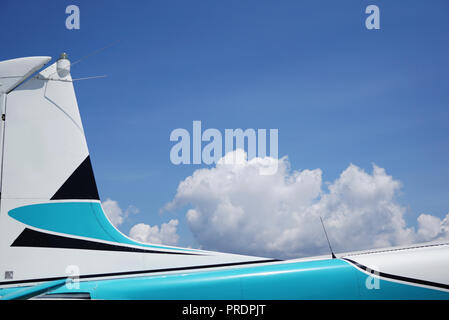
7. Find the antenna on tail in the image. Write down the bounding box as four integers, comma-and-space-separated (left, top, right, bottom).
43, 39, 122, 81
320, 216, 336, 259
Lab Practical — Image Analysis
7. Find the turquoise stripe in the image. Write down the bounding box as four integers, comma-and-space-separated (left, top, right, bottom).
46, 259, 449, 299
8, 202, 197, 252
5, 202, 449, 299
0, 279, 66, 300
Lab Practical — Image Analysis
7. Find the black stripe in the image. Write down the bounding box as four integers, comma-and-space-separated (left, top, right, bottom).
11, 228, 200, 256
343, 258, 449, 291
51, 156, 100, 200
0, 259, 280, 286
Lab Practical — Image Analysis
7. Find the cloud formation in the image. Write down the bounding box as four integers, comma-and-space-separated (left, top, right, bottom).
102, 199, 180, 246
129, 220, 180, 246
102, 198, 139, 226
416, 213, 449, 243
165, 149, 449, 259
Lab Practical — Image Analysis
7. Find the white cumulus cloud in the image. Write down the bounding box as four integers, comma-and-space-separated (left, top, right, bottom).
129, 220, 180, 246
102, 199, 180, 246
164, 149, 449, 259
416, 213, 449, 242
102, 198, 139, 226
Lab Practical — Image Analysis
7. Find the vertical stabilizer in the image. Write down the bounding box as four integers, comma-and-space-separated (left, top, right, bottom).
0, 56, 52, 196
1, 54, 95, 202
0, 54, 267, 288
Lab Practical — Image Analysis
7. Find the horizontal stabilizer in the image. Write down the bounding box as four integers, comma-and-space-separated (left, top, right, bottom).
0, 56, 51, 93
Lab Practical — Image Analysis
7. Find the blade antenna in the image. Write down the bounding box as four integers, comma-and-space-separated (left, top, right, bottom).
320, 216, 336, 259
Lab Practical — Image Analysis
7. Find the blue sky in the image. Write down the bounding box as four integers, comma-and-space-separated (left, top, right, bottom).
2, 0, 449, 251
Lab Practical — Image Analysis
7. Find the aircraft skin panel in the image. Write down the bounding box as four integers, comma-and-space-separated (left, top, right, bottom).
0, 279, 66, 300
341, 243, 449, 287
2, 244, 449, 299
2, 258, 449, 300
44, 256, 449, 299
7, 201, 200, 252
2, 68, 88, 200
0, 199, 269, 287
0, 228, 270, 289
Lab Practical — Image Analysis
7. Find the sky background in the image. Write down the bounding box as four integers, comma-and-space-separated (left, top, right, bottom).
2, 0, 449, 257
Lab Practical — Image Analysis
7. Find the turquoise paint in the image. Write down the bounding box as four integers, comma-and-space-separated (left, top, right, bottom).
0, 286, 30, 298
0, 279, 66, 300
8, 202, 197, 252
46, 259, 449, 300
5, 203, 449, 299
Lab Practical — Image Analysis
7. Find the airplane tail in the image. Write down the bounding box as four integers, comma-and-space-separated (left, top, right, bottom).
0, 54, 268, 288
0, 54, 97, 202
